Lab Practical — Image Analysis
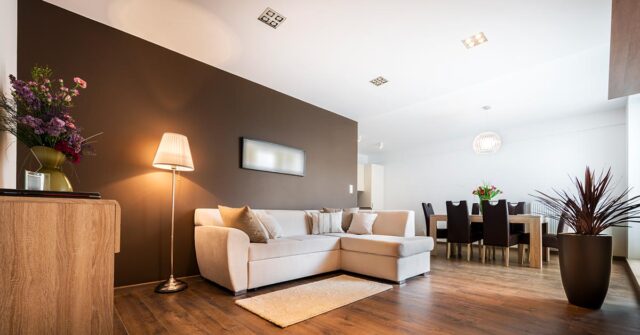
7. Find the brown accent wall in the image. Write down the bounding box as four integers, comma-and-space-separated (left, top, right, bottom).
609, 0, 640, 99
18, 0, 357, 286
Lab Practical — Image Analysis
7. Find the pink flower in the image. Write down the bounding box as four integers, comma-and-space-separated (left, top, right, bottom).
73, 77, 87, 89
60, 87, 68, 92
70, 89, 79, 96
66, 122, 76, 130
64, 95, 72, 102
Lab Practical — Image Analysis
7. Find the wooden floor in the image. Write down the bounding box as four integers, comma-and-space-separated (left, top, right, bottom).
114, 243, 640, 334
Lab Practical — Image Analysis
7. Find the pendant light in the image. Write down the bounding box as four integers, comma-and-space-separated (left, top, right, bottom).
472, 106, 502, 154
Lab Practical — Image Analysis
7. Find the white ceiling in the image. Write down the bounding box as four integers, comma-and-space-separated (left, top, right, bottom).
45, 0, 625, 155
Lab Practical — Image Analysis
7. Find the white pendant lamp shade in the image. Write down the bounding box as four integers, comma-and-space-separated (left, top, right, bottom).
153, 132, 195, 171
473, 131, 502, 154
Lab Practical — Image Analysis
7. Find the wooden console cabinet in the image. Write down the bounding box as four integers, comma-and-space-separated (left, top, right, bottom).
0, 196, 121, 334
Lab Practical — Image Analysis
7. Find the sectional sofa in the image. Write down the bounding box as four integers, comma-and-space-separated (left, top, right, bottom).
194, 209, 434, 295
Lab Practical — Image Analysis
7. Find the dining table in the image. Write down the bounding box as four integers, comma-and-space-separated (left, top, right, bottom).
428, 214, 547, 269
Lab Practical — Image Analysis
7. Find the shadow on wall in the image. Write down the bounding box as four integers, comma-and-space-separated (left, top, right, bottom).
101, 170, 219, 285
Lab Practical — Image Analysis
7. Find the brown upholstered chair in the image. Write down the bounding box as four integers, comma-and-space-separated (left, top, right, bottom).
471, 203, 480, 215
446, 201, 483, 261
481, 200, 525, 266
541, 214, 566, 261
507, 202, 526, 215
422, 202, 447, 238
508, 202, 526, 237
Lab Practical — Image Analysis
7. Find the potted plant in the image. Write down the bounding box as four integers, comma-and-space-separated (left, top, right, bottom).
532, 167, 640, 309
0, 66, 99, 191
472, 183, 502, 213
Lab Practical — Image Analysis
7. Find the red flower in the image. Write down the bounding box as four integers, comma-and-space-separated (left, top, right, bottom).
54, 141, 81, 164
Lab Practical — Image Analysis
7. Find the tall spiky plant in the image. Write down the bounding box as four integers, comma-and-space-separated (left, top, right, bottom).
531, 167, 640, 235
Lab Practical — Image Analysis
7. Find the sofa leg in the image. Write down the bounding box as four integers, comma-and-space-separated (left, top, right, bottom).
446, 243, 451, 259
233, 290, 247, 296
481, 245, 486, 264
466, 243, 472, 261
422, 272, 430, 277
397, 280, 406, 285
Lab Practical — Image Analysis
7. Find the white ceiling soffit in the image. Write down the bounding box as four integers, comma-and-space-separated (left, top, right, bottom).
44, 0, 622, 154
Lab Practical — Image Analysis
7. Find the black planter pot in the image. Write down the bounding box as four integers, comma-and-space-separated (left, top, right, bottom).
558, 233, 612, 309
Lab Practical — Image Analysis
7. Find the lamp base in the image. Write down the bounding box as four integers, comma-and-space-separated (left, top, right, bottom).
155, 275, 188, 294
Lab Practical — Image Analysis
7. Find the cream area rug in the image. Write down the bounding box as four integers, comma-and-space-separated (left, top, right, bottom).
235, 275, 392, 327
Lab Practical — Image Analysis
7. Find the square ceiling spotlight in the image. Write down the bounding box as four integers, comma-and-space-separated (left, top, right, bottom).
258, 7, 286, 29
370, 76, 388, 86
462, 32, 488, 49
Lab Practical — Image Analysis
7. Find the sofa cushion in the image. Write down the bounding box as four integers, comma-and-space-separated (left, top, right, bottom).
310, 212, 344, 234
255, 211, 284, 239
219, 205, 269, 243
340, 235, 434, 257
323, 207, 359, 231
264, 210, 313, 237
347, 213, 378, 235
249, 235, 341, 261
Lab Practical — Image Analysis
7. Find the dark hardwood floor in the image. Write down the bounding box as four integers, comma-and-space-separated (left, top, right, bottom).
114, 243, 640, 334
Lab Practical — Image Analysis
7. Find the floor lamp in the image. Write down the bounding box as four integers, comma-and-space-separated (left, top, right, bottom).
152, 132, 194, 293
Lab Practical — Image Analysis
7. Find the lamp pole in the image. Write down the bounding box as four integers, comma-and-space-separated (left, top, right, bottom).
155, 166, 187, 293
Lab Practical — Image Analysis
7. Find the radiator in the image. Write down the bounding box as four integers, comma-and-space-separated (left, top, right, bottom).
529, 202, 558, 234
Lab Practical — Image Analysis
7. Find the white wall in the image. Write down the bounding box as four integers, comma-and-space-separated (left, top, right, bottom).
628, 94, 640, 259
0, 0, 17, 188
379, 110, 628, 256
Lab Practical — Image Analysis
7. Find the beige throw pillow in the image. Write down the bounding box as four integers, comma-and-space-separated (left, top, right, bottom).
311, 211, 344, 234
219, 205, 268, 243
323, 207, 360, 232
347, 213, 378, 235
255, 211, 283, 239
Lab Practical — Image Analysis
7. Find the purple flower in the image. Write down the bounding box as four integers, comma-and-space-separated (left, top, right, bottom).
17, 115, 45, 134
43, 117, 67, 137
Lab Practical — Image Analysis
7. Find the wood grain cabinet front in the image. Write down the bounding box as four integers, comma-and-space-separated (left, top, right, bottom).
0, 196, 121, 335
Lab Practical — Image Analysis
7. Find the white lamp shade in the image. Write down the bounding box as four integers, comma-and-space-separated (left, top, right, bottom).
153, 132, 195, 171
473, 131, 502, 154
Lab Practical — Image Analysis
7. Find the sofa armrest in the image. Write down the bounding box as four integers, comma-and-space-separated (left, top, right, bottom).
194, 225, 250, 294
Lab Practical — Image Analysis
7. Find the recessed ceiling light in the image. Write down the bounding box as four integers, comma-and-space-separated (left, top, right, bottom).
462, 32, 488, 49
258, 7, 286, 29
370, 76, 388, 86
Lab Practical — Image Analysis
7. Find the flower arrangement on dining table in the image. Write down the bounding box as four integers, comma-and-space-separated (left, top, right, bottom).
0, 65, 99, 163
472, 183, 503, 207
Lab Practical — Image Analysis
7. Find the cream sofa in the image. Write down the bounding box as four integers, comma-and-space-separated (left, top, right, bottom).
194, 209, 434, 295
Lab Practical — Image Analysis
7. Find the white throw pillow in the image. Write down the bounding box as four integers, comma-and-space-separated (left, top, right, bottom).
347, 213, 378, 235
255, 212, 283, 239
311, 212, 344, 234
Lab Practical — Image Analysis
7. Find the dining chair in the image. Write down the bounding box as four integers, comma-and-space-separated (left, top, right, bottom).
446, 201, 483, 261
508, 202, 526, 237
507, 202, 526, 215
471, 203, 480, 215
481, 200, 525, 266
422, 202, 447, 238
542, 214, 566, 261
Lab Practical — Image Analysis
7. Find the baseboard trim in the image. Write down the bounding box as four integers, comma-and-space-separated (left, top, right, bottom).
115, 275, 201, 290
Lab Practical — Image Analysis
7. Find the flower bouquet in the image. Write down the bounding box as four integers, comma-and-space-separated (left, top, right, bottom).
472, 183, 502, 213
0, 65, 100, 191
